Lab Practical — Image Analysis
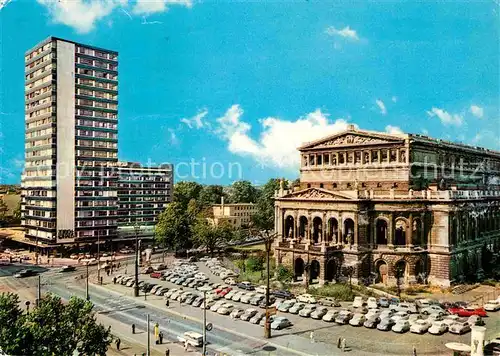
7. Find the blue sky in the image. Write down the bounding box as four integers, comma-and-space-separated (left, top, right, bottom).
1, 0, 499, 185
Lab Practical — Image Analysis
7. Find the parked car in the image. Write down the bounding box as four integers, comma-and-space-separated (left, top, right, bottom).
210, 301, 224, 312
349, 313, 367, 326
366, 309, 381, 320
392, 320, 410, 333
318, 297, 341, 307
272, 290, 294, 300
59, 265, 76, 273
150, 272, 162, 279
237, 281, 255, 291
230, 308, 244, 319
442, 314, 460, 327
232, 291, 246, 302
409, 314, 424, 326
192, 296, 204, 308
467, 315, 485, 327
185, 294, 197, 305
249, 312, 265, 324
396, 302, 418, 314
322, 309, 340, 322
352, 296, 364, 308
363, 316, 380, 329
297, 294, 316, 304
224, 290, 236, 300
421, 305, 447, 316
277, 300, 296, 312
392, 311, 409, 322
289, 303, 306, 314
299, 304, 317, 317
378, 297, 390, 308
255, 285, 268, 294
179, 292, 193, 303
224, 278, 237, 286
428, 322, 448, 335
410, 319, 431, 334
250, 294, 265, 306
448, 306, 487, 317
311, 307, 328, 320
484, 300, 500, 312
240, 308, 258, 321
415, 298, 431, 309
241, 293, 256, 304
258, 296, 276, 309
271, 317, 292, 330
202, 300, 216, 309
367, 297, 378, 309
217, 303, 234, 315
377, 318, 396, 331
13, 269, 36, 278
141, 266, 154, 274
379, 310, 394, 320
449, 321, 471, 335
335, 310, 353, 324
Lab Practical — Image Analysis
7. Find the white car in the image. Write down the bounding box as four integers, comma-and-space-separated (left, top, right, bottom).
392, 320, 410, 333
224, 291, 237, 300
297, 294, 316, 304
231, 291, 246, 302
366, 309, 381, 319
484, 300, 500, 312
217, 303, 234, 315
240, 308, 258, 321
277, 300, 296, 312
379, 310, 394, 320
298, 304, 317, 317
442, 314, 460, 327
396, 302, 418, 314
392, 311, 409, 322
421, 305, 446, 316
410, 320, 431, 334
367, 297, 378, 309
210, 302, 224, 312
322, 309, 339, 322
230, 308, 244, 319
289, 303, 306, 314
352, 296, 364, 308
240, 293, 256, 304
428, 322, 448, 335
349, 313, 366, 326
255, 285, 268, 295
449, 321, 471, 335
311, 307, 328, 320
408, 314, 424, 325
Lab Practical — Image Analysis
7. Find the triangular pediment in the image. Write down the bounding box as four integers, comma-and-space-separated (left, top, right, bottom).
279, 187, 355, 200
299, 129, 406, 151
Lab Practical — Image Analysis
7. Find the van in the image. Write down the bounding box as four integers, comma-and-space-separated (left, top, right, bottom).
177, 331, 203, 347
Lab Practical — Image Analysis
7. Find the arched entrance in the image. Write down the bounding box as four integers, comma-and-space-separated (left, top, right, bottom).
284, 216, 294, 240
343, 218, 354, 244
299, 216, 308, 241
394, 260, 408, 284
310, 260, 321, 281
415, 259, 424, 283
294, 258, 304, 280
375, 260, 388, 284
312, 217, 322, 244
395, 219, 407, 246
376, 219, 388, 245
326, 258, 336, 281
328, 218, 338, 243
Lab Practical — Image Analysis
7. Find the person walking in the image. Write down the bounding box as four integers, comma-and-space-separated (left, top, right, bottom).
341, 338, 346, 352
309, 331, 315, 343
159, 331, 164, 344
412, 346, 417, 356
184, 340, 188, 351
132, 323, 136, 334
337, 337, 342, 349
115, 337, 121, 351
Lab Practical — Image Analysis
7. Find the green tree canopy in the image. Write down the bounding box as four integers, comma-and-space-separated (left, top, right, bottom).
173, 181, 203, 208
251, 178, 288, 232
228, 180, 259, 203
192, 217, 235, 255
0, 293, 111, 356
198, 185, 225, 207
155, 201, 194, 251
0, 199, 8, 226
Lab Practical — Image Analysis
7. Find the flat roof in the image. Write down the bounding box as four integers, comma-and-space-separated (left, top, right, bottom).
25, 36, 118, 55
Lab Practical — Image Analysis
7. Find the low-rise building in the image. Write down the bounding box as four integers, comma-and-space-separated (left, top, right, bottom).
209, 197, 256, 228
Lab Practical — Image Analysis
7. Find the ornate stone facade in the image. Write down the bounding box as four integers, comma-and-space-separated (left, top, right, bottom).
274, 126, 500, 287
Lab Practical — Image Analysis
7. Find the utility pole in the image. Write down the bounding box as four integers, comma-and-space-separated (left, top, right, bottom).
146, 314, 150, 356
134, 221, 140, 297
97, 230, 101, 284
199, 286, 211, 356
37, 275, 41, 306
86, 262, 89, 300
263, 232, 276, 339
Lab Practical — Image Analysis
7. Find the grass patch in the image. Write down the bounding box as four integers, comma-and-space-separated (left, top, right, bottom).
233, 244, 266, 251
482, 279, 498, 287
307, 283, 355, 301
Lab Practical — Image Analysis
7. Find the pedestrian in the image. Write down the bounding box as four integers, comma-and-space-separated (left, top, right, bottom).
107, 269, 110, 276
165, 349, 170, 356
132, 323, 136, 334
337, 337, 342, 348
341, 338, 346, 352
309, 331, 315, 343
184, 340, 188, 351
115, 337, 121, 351
165, 299, 169, 307
113, 276, 117, 284
159, 331, 164, 344
412, 346, 417, 356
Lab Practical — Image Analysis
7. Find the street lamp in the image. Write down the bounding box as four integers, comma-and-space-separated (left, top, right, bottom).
97, 229, 101, 284
262, 231, 278, 339
198, 285, 212, 356
133, 220, 140, 297
85, 261, 90, 300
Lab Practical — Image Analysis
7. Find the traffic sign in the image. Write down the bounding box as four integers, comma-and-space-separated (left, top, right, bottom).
206, 322, 213, 331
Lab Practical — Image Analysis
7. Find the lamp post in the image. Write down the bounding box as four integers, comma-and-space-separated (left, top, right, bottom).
134, 221, 140, 297
198, 286, 212, 355
25, 301, 31, 315
263, 232, 278, 339
97, 230, 101, 284
86, 261, 89, 300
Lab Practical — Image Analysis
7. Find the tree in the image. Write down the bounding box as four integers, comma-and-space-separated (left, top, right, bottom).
173, 181, 203, 208
0, 199, 8, 226
198, 185, 225, 207
0, 292, 112, 356
192, 218, 234, 256
228, 181, 259, 203
155, 202, 194, 251
11, 201, 21, 225
251, 178, 288, 232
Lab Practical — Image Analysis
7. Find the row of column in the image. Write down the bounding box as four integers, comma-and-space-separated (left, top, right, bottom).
303, 147, 408, 168
453, 209, 500, 245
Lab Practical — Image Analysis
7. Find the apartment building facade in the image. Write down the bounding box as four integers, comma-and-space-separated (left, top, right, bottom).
209, 197, 257, 228
117, 162, 173, 239
22, 37, 119, 246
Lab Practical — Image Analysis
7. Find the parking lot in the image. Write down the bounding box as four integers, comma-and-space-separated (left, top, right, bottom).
106, 257, 500, 355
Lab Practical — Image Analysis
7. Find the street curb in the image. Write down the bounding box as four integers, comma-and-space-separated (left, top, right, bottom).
91, 282, 310, 356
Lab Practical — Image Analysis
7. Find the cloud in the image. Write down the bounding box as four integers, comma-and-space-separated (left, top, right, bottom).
36, 0, 192, 33
422, 129, 429, 135
385, 125, 404, 134
0, 0, 12, 11
426, 107, 463, 126
392, 96, 397, 103
180, 109, 208, 129
133, 0, 192, 15
215, 105, 354, 169
168, 128, 179, 145
375, 99, 387, 115
469, 105, 484, 119
325, 26, 360, 41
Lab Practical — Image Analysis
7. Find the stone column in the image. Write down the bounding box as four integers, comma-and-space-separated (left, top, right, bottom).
307, 213, 312, 244
396, 149, 400, 163
338, 213, 343, 246
295, 214, 300, 240
388, 213, 394, 247
408, 214, 414, 247
353, 215, 359, 246
369, 150, 372, 164
378, 149, 382, 164
456, 211, 461, 244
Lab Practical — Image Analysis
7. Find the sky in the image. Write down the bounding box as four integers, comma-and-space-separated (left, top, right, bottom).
0, 0, 499, 185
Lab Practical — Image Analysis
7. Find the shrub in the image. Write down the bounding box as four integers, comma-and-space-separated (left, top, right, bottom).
308, 283, 355, 301
482, 279, 498, 287
276, 265, 293, 283
246, 255, 264, 272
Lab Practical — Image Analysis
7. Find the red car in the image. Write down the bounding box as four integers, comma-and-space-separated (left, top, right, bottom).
150, 272, 162, 279
217, 287, 232, 296
448, 306, 487, 317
